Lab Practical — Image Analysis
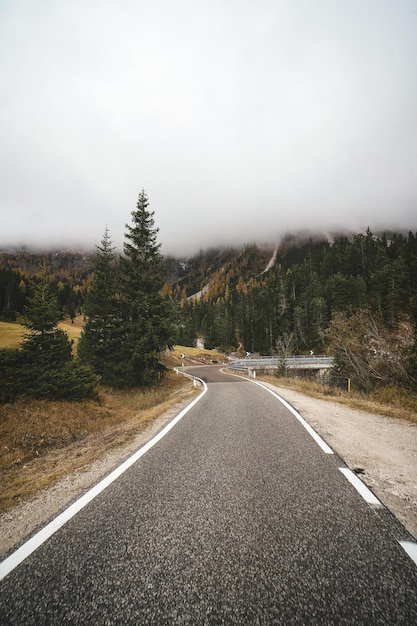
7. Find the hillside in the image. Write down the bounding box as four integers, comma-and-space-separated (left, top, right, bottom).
166, 244, 274, 297
168, 230, 417, 361
1, 230, 417, 384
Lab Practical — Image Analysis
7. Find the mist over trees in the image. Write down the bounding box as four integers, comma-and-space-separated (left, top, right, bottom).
170, 229, 417, 392
1, 221, 417, 398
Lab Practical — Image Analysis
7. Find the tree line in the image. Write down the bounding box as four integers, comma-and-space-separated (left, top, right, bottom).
0, 250, 93, 322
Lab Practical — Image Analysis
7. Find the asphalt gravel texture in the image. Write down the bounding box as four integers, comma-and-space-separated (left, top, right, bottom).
1, 366, 417, 624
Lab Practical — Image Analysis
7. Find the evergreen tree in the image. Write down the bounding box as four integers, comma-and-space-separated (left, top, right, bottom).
177, 299, 198, 347
117, 190, 175, 387
22, 267, 72, 377
24, 266, 61, 333
19, 268, 96, 400
78, 227, 124, 384
0, 348, 24, 403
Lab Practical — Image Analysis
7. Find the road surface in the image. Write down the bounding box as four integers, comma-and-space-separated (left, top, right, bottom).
1, 365, 416, 624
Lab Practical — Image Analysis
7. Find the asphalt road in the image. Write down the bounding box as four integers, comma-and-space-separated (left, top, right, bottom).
1, 366, 417, 624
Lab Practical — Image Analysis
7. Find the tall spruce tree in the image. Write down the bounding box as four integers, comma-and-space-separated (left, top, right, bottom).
117, 189, 175, 387
78, 227, 124, 384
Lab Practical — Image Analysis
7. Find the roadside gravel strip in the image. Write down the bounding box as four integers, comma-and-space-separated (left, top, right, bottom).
244, 377, 417, 567
258, 380, 417, 541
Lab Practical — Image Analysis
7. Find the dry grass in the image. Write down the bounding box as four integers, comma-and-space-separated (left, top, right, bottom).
58, 315, 84, 348
0, 317, 83, 351
0, 370, 198, 513
256, 374, 417, 424
0, 321, 25, 349
169, 345, 226, 364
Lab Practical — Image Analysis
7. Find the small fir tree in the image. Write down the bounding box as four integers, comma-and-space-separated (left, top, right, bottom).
19, 267, 96, 400
22, 268, 72, 383
78, 227, 124, 384
24, 265, 62, 334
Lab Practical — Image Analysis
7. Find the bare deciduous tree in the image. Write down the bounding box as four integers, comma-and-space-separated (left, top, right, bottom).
326, 308, 413, 392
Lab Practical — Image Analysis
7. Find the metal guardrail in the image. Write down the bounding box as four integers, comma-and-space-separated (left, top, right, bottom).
227, 355, 334, 374
174, 367, 202, 387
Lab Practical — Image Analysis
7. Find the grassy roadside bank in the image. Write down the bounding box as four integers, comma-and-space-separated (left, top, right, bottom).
0, 373, 198, 513
245, 373, 417, 425
0, 335, 225, 514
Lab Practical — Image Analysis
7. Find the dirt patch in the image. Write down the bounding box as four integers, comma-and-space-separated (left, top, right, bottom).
262, 382, 417, 540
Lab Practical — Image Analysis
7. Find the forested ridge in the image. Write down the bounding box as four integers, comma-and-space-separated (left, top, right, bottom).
169, 230, 417, 349
2, 225, 417, 395
0, 250, 94, 322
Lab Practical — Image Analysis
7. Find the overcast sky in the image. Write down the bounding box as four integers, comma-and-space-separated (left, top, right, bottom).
1, 0, 416, 255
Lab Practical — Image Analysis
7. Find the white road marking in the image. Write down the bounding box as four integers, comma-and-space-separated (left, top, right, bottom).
226, 371, 417, 569
0, 379, 207, 582
253, 381, 334, 454
399, 541, 417, 567
338, 467, 382, 505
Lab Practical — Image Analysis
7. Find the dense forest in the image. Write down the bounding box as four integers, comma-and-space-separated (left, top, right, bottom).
169, 229, 417, 351
1, 226, 417, 394
167, 229, 417, 393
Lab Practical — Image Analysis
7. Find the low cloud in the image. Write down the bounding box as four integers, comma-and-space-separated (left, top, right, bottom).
1, 0, 416, 255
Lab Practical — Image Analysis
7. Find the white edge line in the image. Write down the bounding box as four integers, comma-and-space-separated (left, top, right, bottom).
224, 371, 417, 569
339, 467, 382, 506
399, 541, 417, 567
0, 378, 207, 582
251, 380, 334, 454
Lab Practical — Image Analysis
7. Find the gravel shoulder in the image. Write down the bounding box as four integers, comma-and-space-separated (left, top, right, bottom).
263, 382, 417, 540
1, 382, 416, 560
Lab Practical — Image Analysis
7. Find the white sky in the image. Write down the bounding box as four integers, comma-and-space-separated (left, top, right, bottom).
1, 0, 417, 255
